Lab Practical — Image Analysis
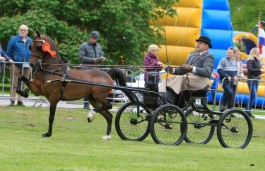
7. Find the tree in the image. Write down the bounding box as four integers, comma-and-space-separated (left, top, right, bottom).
0, 0, 177, 65
229, 0, 265, 34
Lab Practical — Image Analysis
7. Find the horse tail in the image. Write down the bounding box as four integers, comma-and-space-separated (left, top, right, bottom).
107, 68, 137, 103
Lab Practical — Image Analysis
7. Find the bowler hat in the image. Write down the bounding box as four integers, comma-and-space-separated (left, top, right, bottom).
89, 31, 99, 39
196, 36, 212, 48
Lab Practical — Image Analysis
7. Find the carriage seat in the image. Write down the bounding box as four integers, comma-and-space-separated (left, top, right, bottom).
187, 85, 209, 97
166, 85, 209, 108
143, 83, 160, 110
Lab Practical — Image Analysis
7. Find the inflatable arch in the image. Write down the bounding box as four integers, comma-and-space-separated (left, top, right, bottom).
233, 31, 258, 60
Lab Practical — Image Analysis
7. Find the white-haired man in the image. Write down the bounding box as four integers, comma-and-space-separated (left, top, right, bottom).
6, 24, 32, 106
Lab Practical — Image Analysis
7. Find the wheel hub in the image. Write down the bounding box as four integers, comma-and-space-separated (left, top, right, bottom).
231, 127, 239, 133
165, 124, 173, 129
130, 119, 138, 125
194, 124, 203, 129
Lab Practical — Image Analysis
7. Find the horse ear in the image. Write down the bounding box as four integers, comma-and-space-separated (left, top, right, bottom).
36, 31, 41, 37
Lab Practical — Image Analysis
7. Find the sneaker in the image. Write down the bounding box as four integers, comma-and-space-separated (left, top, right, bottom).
10, 101, 15, 106
17, 101, 25, 106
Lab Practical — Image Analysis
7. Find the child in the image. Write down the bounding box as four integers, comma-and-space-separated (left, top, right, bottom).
210, 73, 219, 103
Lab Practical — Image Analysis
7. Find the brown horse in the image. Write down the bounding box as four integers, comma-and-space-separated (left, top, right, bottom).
16, 31, 135, 140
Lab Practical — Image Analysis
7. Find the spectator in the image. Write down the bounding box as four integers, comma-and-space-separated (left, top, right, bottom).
159, 36, 214, 104
0, 42, 14, 73
78, 31, 105, 109
144, 44, 164, 91
232, 48, 245, 106
210, 73, 219, 103
245, 47, 264, 118
217, 47, 237, 111
6, 24, 32, 106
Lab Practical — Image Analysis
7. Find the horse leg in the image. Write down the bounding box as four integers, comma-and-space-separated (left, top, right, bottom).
98, 110, 113, 140
16, 75, 29, 98
86, 94, 112, 123
87, 109, 95, 123
41, 103, 57, 137
87, 98, 113, 123
89, 99, 113, 140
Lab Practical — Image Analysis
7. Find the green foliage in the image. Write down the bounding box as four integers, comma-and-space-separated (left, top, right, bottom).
0, 0, 178, 65
229, 0, 265, 34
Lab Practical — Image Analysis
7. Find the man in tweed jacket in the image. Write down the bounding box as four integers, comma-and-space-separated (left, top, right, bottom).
159, 36, 214, 95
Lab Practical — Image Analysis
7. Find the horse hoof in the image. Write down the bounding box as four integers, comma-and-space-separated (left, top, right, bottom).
87, 116, 94, 123
24, 91, 29, 98
16, 90, 29, 98
41, 133, 51, 138
101, 135, 111, 140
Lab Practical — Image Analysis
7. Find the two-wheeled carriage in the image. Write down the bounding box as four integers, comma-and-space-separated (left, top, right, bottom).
115, 80, 253, 148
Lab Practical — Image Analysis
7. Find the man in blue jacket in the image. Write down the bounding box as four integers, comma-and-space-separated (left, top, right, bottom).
6, 24, 32, 106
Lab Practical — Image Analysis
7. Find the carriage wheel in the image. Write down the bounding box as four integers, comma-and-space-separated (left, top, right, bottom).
115, 102, 151, 141
184, 107, 215, 144
149, 104, 187, 145
217, 109, 253, 149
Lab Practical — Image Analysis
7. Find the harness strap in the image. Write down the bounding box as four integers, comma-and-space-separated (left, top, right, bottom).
59, 65, 70, 100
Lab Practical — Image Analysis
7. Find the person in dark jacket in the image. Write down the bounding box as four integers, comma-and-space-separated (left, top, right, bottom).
6, 24, 32, 106
78, 31, 105, 65
144, 44, 163, 91
78, 31, 105, 109
0, 43, 14, 73
245, 47, 264, 118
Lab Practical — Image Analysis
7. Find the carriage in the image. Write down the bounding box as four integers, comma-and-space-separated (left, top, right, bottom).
115, 74, 253, 149
17, 32, 253, 148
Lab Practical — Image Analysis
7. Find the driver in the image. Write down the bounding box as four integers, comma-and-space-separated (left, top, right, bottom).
159, 36, 214, 104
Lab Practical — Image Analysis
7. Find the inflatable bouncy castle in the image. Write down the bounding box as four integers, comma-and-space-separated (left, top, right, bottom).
156, 0, 234, 68
155, 0, 265, 107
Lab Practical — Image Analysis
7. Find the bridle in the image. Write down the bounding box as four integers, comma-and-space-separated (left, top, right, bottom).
30, 39, 46, 59
30, 39, 46, 69
30, 36, 68, 75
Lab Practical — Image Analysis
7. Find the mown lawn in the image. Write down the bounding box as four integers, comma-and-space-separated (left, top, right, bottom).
0, 106, 265, 171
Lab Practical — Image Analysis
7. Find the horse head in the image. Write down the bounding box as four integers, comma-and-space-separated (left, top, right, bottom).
30, 31, 60, 68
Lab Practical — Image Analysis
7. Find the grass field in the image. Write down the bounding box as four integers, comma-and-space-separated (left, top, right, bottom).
0, 105, 265, 171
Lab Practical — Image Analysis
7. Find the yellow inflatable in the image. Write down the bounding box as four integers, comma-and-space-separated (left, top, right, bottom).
155, 0, 202, 66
